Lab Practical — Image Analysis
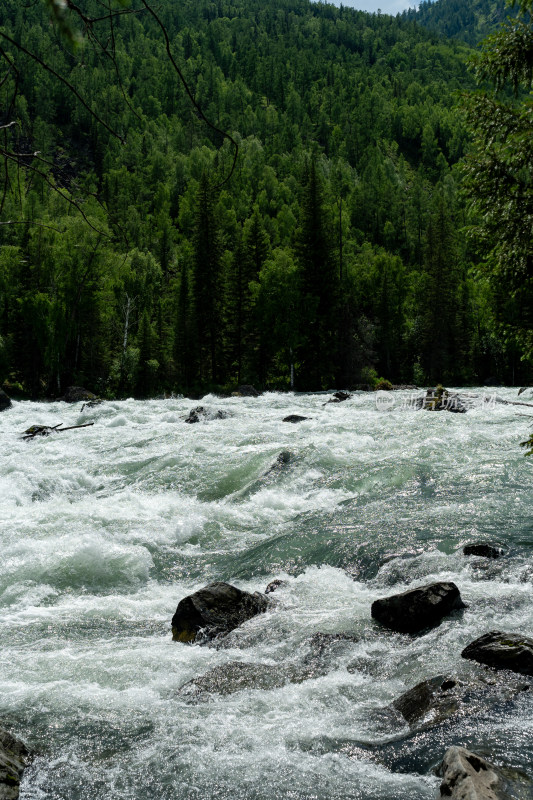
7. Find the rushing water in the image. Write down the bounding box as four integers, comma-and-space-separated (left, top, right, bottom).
1, 389, 532, 799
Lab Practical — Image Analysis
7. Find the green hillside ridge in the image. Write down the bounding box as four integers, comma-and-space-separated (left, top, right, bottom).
0, 0, 530, 397
405, 0, 518, 45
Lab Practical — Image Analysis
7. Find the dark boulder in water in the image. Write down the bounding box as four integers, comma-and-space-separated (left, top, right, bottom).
265, 579, 286, 594
391, 673, 529, 729
392, 675, 460, 726
61, 386, 98, 403
463, 542, 505, 559
264, 451, 293, 477
282, 414, 309, 423
80, 399, 103, 411
0, 727, 31, 800
171, 582, 269, 643
438, 746, 531, 800
184, 406, 229, 424
462, 631, 533, 676
237, 385, 260, 397
325, 391, 352, 404
371, 582, 466, 634
0, 389, 12, 412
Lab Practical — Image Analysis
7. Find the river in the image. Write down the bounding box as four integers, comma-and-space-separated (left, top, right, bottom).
1, 389, 532, 799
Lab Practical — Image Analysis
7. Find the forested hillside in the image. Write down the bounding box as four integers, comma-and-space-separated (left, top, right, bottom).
0, 0, 530, 397
405, 0, 515, 45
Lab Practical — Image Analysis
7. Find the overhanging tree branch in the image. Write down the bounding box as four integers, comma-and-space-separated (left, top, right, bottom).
139, 0, 238, 189
0, 29, 126, 144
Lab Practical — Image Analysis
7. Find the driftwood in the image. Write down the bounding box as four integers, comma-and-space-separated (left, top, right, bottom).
22, 422, 94, 440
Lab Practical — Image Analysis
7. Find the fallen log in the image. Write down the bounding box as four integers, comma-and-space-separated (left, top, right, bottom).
22, 422, 94, 440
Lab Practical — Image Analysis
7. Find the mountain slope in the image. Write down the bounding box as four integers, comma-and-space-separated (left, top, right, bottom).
404, 0, 516, 45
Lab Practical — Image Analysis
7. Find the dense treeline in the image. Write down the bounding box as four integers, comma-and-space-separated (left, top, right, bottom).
0, 0, 530, 398
405, 0, 515, 45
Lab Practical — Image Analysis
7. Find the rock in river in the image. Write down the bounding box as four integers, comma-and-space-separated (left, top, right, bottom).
462, 631, 533, 676
184, 406, 229, 424
438, 746, 531, 800
416, 386, 467, 413
236, 384, 260, 397
371, 582, 466, 634
463, 542, 505, 559
391, 673, 529, 729
282, 414, 309, 423
179, 662, 288, 697
325, 391, 352, 404
61, 385, 98, 403
0, 728, 31, 800
264, 579, 286, 594
171, 582, 269, 643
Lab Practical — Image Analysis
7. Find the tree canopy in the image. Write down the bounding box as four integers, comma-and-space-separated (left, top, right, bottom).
0, 0, 531, 397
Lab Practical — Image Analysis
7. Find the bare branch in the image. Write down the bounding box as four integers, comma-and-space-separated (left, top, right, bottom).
138, 0, 238, 189
0, 147, 111, 237
0, 220, 64, 232
0, 30, 125, 144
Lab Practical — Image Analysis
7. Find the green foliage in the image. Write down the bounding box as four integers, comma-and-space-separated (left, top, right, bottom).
461, 0, 533, 364
408, 0, 516, 45
0, 0, 531, 395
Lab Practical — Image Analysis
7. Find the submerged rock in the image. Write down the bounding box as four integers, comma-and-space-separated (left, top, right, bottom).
462, 631, 533, 676
264, 579, 286, 594
282, 414, 309, 423
0, 728, 31, 800
0, 389, 12, 412
438, 746, 532, 800
264, 450, 293, 477
171, 582, 269, 643
416, 386, 467, 413
391, 673, 529, 729
371, 582, 466, 634
179, 661, 288, 698
463, 542, 505, 559
184, 406, 229, 424
392, 675, 460, 726
61, 386, 98, 403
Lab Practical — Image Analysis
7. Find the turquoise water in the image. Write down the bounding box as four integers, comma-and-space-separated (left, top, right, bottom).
1, 389, 532, 799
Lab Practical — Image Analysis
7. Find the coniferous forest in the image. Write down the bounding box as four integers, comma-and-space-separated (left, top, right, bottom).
0, 0, 532, 398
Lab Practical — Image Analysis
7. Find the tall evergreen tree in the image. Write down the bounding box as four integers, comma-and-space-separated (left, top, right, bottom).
135, 309, 155, 398
243, 210, 270, 384
192, 174, 224, 384
295, 159, 338, 389
416, 191, 463, 382
174, 259, 195, 392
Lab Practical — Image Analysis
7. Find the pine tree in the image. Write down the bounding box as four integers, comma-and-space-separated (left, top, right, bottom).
174, 259, 195, 391
192, 174, 224, 385
417, 191, 464, 382
135, 309, 155, 398
243, 210, 270, 384
295, 159, 338, 389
